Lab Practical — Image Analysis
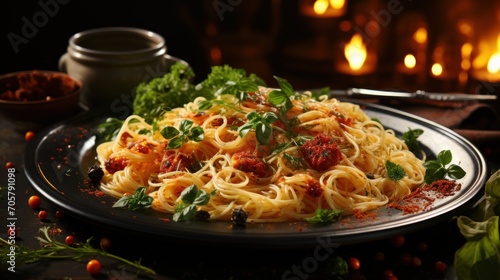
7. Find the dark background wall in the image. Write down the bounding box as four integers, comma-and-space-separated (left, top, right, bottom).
1, 0, 498, 90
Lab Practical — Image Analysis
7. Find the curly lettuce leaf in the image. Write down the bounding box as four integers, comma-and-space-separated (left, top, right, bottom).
454, 169, 500, 280
133, 62, 199, 123
455, 216, 500, 280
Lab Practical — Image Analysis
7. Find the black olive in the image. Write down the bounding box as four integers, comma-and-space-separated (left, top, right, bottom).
87, 164, 104, 186
231, 208, 248, 226
195, 210, 210, 221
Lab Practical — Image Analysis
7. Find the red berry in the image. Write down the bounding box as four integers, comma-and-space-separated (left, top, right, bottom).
86, 259, 102, 275
5, 162, 14, 169
348, 257, 361, 270
65, 235, 75, 246
25, 131, 35, 141
411, 256, 422, 268
28, 195, 42, 209
417, 241, 428, 252
55, 210, 64, 219
435, 261, 447, 273
38, 210, 48, 220
391, 234, 405, 248
384, 269, 395, 279
99, 237, 111, 250
7, 227, 17, 237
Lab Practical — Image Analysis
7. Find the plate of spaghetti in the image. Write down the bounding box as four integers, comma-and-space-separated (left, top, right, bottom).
25, 83, 487, 247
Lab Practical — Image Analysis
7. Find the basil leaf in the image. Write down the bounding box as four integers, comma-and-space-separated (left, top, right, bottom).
273, 76, 295, 97
112, 197, 129, 208
180, 185, 198, 204
167, 137, 184, 149
268, 90, 288, 106
193, 190, 210, 206
438, 150, 452, 165
189, 127, 205, 142
238, 123, 254, 138
173, 204, 197, 222
179, 119, 193, 132
448, 164, 466, 180
256, 123, 273, 145
160, 126, 179, 140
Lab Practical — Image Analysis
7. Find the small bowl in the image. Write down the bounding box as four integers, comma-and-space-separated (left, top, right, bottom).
0, 70, 83, 131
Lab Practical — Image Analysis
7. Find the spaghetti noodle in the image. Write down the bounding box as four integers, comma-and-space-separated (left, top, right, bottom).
95, 86, 426, 222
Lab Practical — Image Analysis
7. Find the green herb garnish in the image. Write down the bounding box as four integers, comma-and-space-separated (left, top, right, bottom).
306, 208, 343, 224
96, 117, 124, 142
173, 185, 212, 222
423, 150, 466, 184
238, 111, 278, 145
283, 152, 308, 170
0, 226, 155, 275
199, 64, 266, 99
386, 160, 406, 181
402, 128, 424, 154
160, 119, 204, 149
112, 187, 153, 210
268, 76, 296, 115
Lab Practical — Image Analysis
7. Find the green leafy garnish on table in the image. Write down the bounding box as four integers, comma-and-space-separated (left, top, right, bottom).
173, 184, 212, 222
423, 150, 466, 184
454, 169, 500, 280
0, 226, 156, 275
386, 160, 406, 181
112, 187, 153, 210
306, 208, 343, 224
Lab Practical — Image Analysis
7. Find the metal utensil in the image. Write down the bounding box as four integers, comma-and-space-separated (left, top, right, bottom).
328, 88, 497, 101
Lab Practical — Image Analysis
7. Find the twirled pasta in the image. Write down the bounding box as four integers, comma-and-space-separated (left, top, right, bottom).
96, 87, 425, 222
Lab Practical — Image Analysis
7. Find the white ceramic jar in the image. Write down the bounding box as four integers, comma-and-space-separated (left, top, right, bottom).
59, 27, 186, 108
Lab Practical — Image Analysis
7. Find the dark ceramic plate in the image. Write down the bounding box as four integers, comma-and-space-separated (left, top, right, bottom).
24, 101, 487, 247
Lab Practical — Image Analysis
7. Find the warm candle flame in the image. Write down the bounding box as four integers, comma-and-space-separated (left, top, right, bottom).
404, 54, 416, 69
461, 43, 473, 71
344, 34, 367, 71
487, 35, 500, 74
488, 53, 500, 74
313, 0, 329, 15
431, 63, 443, 76
329, 0, 345, 9
413, 27, 427, 45
312, 0, 345, 15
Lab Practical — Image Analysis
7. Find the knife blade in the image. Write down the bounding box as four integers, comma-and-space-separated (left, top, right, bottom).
328, 88, 497, 101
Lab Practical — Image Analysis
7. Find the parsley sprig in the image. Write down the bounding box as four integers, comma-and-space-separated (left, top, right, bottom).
0, 226, 156, 275
112, 187, 153, 210
386, 160, 406, 181
173, 185, 212, 222
423, 150, 466, 184
160, 119, 204, 149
